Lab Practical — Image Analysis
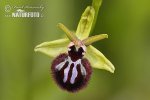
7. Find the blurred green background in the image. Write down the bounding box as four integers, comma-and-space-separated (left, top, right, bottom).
0, 0, 150, 100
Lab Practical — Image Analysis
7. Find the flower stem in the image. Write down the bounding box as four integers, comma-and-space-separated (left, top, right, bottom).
91, 0, 103, 33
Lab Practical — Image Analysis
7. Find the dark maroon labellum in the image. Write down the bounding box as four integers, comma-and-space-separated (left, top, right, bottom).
51, 43, 92, 92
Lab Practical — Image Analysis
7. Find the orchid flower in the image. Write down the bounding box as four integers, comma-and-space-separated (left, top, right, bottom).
34, 6, 114, 92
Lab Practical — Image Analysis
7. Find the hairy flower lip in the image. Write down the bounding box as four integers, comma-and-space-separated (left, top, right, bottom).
51, 53, 92, 92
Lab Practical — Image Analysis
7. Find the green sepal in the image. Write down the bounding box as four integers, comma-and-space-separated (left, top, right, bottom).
76, 6, 95, 40
34, 38, 69, 57
85, 45, 115, 73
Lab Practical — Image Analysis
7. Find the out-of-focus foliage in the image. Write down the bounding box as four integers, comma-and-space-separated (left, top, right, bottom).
0, 0, 150, 100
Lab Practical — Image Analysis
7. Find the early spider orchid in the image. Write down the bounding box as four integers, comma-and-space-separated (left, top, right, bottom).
34, 6, 115, 92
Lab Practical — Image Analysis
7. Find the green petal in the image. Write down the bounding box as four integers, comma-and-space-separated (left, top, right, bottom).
57, 23, 79, 42
76, 6, 95, 40
85, 45, 115, 73
82, 34, 108, 46
34, 38, 69, 57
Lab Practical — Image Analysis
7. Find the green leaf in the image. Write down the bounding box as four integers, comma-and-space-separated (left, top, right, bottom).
76, 6, 95, 40
34, 38, 69, 57
85, 45, 115, 73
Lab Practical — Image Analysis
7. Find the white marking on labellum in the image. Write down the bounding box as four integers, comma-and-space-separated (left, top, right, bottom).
55, 59, 67, 71
63, 61, 71, 83
70, 59, 81, 84
63, 57, 82, 84
70, 65, 78, 84
80, 64, 86, 76
55, 56, 84, 84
